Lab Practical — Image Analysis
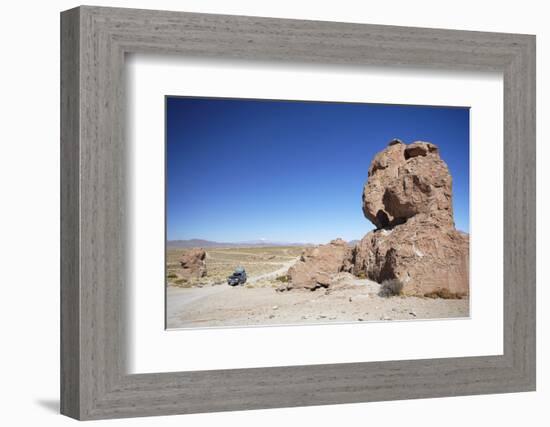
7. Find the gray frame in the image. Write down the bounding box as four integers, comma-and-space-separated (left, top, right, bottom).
61, 5, 536, 420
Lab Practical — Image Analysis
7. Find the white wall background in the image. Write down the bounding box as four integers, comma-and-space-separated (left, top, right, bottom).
0, 0, 546, 425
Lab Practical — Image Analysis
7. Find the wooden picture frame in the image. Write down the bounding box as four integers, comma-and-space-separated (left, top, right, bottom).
60, 5, 536, 420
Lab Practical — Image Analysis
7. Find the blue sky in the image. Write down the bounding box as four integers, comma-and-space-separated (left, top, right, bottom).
166, 97, 469, 243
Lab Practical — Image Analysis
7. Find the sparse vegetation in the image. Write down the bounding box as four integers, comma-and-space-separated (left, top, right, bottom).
378, 278, 404, 297
424, 289, 464, 299
172, 278, 194, 288
166, 246, 303, 288
275, 275, 289, 283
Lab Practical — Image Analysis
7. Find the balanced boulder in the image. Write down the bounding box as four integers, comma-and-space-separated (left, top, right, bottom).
356, 139, 469, 296
283, 138, 469, 297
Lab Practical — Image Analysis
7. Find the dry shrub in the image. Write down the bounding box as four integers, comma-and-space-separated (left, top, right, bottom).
275, 275, 289, 283
424, 289, 464, 299
378, 278, 404, 297
172, 278, 193, 288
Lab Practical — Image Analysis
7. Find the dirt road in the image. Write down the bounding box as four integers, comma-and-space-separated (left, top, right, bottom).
166, 258, 299, 326
247, 257, 299, 283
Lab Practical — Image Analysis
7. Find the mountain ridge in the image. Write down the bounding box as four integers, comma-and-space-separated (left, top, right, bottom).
167, 239, 314, 248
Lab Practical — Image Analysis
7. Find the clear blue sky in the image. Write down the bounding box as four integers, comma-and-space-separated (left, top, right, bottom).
166, 97, 469, 243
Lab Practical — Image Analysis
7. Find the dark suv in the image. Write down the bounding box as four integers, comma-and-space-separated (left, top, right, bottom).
227, 267, 247, 286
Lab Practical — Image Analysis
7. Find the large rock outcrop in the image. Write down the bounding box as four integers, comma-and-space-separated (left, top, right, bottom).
179, 248, 207, 279
283, 139, 468, 296
356, 139, 469, 296
284, 239, 353, 290
352, 215, 469, 296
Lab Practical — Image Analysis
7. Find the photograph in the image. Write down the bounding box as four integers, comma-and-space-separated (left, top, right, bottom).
165, 97, 470, 329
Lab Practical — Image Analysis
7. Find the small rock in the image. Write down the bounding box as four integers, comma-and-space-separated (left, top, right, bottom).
269, 314, 275, 319
357, 318, 364, 322
409, 311, 417, 317
272, 305, 279, 310
380, 315, 392, 321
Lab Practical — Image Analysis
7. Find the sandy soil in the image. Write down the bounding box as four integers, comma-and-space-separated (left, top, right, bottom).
166, 274, 469, 329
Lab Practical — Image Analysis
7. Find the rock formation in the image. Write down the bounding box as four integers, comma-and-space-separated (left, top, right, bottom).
282, 239, 353, 291
179, 248, 207, 279
352, 215, 469, 296
356, 139, 469, 296
362, 140, 453, 229
284, 138, 469, 297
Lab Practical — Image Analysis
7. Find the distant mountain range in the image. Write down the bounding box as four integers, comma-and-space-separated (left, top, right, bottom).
167, 239, 314, 248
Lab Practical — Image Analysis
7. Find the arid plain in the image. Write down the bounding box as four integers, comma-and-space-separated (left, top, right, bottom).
166, 245, 469, 329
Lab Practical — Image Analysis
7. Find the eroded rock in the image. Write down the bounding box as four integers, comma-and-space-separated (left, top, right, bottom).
179, 248, 207, 279
284, 138, 468, 297
362, 140, 453, 228
356, 139, 469, 296
352, 215, 469, 296
285, 239, 353, 290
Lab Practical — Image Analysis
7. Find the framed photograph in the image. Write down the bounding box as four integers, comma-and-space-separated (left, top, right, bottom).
61, 6, 536, 420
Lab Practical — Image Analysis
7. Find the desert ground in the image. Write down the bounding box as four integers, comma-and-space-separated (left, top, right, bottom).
166, 246, 469, 329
